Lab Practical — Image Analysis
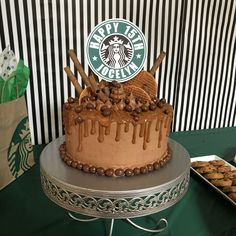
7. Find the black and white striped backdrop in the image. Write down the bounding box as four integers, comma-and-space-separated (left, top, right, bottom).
0, 0, 235, 145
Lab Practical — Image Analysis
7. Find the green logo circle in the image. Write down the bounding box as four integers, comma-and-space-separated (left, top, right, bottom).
86, 19, 147, 82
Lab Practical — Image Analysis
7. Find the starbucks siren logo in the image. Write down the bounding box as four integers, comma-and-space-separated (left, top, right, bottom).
86, 19, 147, 82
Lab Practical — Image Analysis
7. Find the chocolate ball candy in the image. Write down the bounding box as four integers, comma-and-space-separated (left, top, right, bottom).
159, 160, 165, 167
125, 169, 133, 177
157, 101, 164, 108
141, 104, 149, 112
153, 162, 160, 170
96, 167, 105, 176
64, 103, 71, 110
125, 105, 133, 112
101, 105, 108, 112
71, 161, 78, 168
147, 164, 154, 172
135, 107, 142, 114
86, 103, 95, 110
111, 80, 121, 88
140, 166, 148, 174
149, 103, 157, 111
133, 168, 141, 175
115, 168, 125, 176
82, 164, 90, 172
76, 163, 83, 170
101, 108, 112, 116
135, 97, 143, 103
105, 168, 114, 177
66, 159, 72, 166
160, 98, 166, 104
89, 166, 96, 173
124, 98, 130, 104
74, 105, 83, 113
75, 115, 84, 124
90, 93, 98, 101
68, 97, 74, 103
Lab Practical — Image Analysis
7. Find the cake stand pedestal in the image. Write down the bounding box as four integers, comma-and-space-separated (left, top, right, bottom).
40, 137, 190, 235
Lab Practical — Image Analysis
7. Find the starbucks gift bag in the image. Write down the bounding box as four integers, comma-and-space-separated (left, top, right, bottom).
0, 47, 34, 190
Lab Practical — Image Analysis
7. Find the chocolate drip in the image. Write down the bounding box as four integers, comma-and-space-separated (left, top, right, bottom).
105, 125, 110, 135
155, 117, 160, 131
139, 123, 145, 137
91, 120, 96, 135
84, 120, 89, 137
124, 122, 129, 132
146, 121, 152, 143
158, 119, 163, 148
115, 123, 122, 141
164, 115, 168, 128
98, 124, 104, 142
143, 122, 148, 150
77, 124, 83, 151
132, 124, 137, 144
166, 115, 172, 135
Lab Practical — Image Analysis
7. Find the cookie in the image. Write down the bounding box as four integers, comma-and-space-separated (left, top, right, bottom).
210, 179, 232, 187
191, 161, 209, 168
228, 192, 236, 202
222, 186, 236, 193
224, 170, 236, 179
195, 165, 217, 174
123, 71, 157, 98
217, 165, 231, 173
204, 172, 224, 180
232, 179, 236, 186
209, 160, 225, 166
123, 85, 152, 103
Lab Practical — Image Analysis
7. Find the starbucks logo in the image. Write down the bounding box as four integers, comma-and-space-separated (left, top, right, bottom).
86, 19, 147, 82
7, 117, 34, 178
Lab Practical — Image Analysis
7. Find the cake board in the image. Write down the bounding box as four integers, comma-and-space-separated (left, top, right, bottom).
40, 137, 190, 235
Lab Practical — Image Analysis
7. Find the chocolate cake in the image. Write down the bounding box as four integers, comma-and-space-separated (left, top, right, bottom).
59, 50, 173, 177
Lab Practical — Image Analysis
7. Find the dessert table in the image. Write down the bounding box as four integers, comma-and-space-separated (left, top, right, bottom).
1, 127, 236, 236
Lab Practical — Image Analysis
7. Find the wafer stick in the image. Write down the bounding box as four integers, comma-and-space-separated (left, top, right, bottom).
64, 66, 83, 94
149, 51, 166, 75
68, 49, 91, 87
88, 73, 99, 92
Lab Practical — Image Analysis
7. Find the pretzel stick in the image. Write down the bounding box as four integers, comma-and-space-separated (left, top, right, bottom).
68, 49, 91, 87
64, 66, 83, 94
149, 51, 166, 75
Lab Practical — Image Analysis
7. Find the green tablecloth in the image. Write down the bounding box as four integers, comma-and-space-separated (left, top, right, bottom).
1, 127, 236, 236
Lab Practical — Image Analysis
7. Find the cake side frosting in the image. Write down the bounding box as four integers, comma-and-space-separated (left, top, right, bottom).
60, 77, 173, 177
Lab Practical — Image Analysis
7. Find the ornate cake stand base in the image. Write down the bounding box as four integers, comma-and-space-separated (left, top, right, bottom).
68, 212, 168, 236
40, 137, 190, 235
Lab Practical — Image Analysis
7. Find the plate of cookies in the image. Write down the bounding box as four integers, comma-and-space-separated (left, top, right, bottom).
191, 155, 236, 206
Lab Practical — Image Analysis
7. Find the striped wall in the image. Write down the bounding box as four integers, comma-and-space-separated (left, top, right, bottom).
0, 0, 235, 145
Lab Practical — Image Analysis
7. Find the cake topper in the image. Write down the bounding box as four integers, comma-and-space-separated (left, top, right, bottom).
86, 19, 147, 82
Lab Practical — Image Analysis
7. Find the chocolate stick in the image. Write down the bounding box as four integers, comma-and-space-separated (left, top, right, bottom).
88, 73, 99, 92
64, 66, 83, 94
68, 49, 91, 87
149, 51, 166, 75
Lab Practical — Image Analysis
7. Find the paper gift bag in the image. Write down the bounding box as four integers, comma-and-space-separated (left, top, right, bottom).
0, 95, 34, 190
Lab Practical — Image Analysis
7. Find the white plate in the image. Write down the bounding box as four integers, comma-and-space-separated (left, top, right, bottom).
191, 155, 236, 207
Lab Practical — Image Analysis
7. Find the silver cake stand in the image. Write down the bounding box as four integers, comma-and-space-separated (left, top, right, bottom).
40, 137, 190, 235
